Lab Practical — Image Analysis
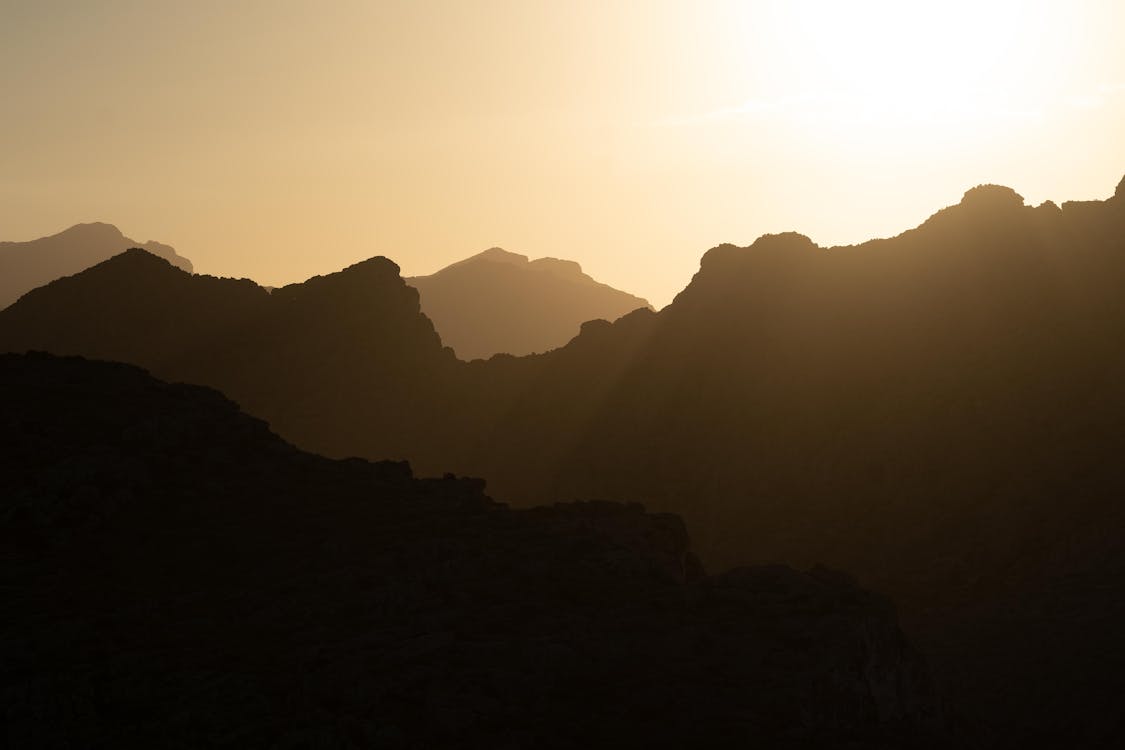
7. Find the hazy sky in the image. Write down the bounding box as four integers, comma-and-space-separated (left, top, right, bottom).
3, 0, 1123, 306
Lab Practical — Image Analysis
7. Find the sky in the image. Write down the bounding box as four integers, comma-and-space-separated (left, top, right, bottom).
3, 0, 1124, 307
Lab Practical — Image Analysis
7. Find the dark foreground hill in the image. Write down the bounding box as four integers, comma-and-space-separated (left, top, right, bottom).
407, 247, 650, 360
0, 222, 192, 310
0, 353, 942, 748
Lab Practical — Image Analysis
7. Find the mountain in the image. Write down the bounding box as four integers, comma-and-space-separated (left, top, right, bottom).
0, 249, 457, 461
4, 175, 1125, 744
0, 352, 942, 747
429, 177, 1125, 746
407, 247, 650, 359
0, 222, 192, 310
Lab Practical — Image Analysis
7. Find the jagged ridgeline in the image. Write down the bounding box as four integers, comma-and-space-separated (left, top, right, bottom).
1, 353, 941, 747
3, 176, 1125, 743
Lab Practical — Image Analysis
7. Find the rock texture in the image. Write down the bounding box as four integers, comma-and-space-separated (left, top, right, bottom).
0, 353, 942, 748
0, 222, 192, 310
408, 247, 650, 360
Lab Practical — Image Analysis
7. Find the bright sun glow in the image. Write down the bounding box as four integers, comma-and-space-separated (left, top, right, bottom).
763, 0, 1057, 128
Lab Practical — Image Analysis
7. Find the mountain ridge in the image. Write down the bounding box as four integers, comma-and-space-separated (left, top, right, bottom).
0, 222, 192, 310
3, 174, 1125, 742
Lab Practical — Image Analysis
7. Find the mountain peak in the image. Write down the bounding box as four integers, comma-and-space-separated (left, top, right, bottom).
475, 247, 529, 264
107, 247, 181, 268
273, 256, 404, 301
58, 222, 127, 240
959, 184, 1026, 211
0, 224, 193, 309
750, 231, 819, 252
340, 255, 402, 277
699, 233, 819, 272
409, 247, 650, 359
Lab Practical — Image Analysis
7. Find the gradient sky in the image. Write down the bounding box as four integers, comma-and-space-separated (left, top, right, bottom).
3, 0, 1123, 306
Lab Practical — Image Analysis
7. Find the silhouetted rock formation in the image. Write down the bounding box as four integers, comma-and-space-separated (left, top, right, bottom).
407, 247, 650, 359
435, 178, 1125, 747
0, 249, 457, 461
0, 222, 192, 310
4, 176, 1125, 745
0, 352, 941, 748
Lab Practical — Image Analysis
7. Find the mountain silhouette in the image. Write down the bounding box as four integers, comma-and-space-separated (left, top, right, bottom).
0, 249, 457, 461
407, 247, 650, 359
430, 177, 1125, 746
4, 175, 1125, 743
1, 352, 941, 747
0, 222, 192, 310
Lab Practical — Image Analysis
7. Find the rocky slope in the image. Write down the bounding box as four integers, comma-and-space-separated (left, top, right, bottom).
408, 247, 649, 359
0, 353, 942, 748
0, 222, 192, 310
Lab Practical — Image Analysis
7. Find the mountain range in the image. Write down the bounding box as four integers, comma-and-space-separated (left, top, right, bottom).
0, 226, 646, 361
0, 222, 192, 310
3, 175, 1125, 745
1, 352, 941, 747
407, 247, 650, 359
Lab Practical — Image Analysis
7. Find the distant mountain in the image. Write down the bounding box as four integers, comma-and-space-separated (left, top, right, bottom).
0, 222, 192, 309
0, 352, 940, 747
407, 247, 650, 359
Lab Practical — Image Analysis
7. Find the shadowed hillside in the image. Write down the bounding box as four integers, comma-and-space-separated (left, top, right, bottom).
436, 177, 1125, 747
407, 247, 650, 360
0, 352, 942, 748
3, 176, 1125, 745
0, 223, 192, 310
0, 250, 458, 462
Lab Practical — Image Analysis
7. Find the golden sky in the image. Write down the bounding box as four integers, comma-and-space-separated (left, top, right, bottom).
3, 0, 1123, 306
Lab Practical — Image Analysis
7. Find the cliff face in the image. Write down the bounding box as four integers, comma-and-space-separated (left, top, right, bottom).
0, 353, 941, 748
408, 247, 650, 360
0, 222, 192, 310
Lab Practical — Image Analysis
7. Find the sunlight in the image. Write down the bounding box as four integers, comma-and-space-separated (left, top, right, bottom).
765, 0, 1056, 127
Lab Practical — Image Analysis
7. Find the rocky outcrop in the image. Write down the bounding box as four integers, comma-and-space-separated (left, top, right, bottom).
0, 222, 192, 310
0, 353, 942, 747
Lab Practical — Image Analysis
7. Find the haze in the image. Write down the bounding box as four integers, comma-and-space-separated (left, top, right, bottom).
3, 0, 1123, 306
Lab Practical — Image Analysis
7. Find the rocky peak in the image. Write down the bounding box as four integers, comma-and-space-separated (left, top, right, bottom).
959, 184, 1026, 211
